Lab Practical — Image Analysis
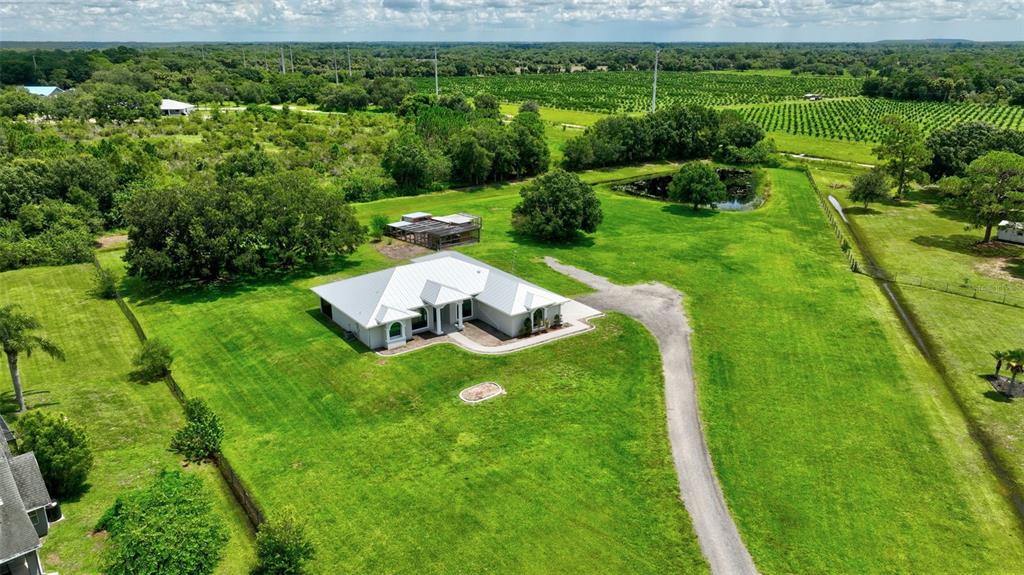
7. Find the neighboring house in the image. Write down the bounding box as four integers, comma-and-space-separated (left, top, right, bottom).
313, 252, 568, 350
384, 212, 482, 250
22, 86, 63, 97
160, 98, 196, 116
803, 93, 823, 101
0, 416, 57, 575
997, 220, 1024, 245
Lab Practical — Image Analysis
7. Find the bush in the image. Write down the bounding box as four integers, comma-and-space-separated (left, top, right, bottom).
511, 169, 603, 241
93, 266, 118, 299
519, 101, 540, 114
132, 338, 173, 382
369, 214, 390, 241
252, 506, 316, 575
170, 398, 224, 462
14, 411, 93, 498
96, 470, 227, 575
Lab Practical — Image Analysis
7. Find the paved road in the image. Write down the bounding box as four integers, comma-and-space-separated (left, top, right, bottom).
545, 257, 759, 575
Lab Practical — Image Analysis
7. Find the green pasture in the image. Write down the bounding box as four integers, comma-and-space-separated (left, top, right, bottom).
818, 163, 1024, 494
92, 165, 1024, 573
0, 264, 255, 574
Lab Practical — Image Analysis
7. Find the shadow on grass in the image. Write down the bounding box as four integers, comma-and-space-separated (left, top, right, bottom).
660, 204, 720, 218
983, 390, 1013, 403
0, 390, 59, 415
1001, 258, 1024, 280
120, 255, 365, 308
911, 234, 1022, 258
844, 206, 882, 216
503, 229, 596, 250
304, 309, 372, 354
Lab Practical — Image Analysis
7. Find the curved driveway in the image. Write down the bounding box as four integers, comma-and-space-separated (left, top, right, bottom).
545, 257, 758, 575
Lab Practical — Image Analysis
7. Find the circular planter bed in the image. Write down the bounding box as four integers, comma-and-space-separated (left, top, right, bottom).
459, 381, 505, 404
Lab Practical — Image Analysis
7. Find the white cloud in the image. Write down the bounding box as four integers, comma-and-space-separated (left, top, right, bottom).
0, 0, 1021, 41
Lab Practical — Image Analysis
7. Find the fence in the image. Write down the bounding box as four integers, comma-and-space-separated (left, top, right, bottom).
803, 167, 861, 273
867, 270, 1024, 309
91, 256, 266, 529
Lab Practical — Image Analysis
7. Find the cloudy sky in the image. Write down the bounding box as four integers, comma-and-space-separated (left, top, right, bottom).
0, 1, 1021, 43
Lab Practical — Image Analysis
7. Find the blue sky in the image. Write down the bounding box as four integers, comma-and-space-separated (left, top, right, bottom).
0, 1, 1021, 43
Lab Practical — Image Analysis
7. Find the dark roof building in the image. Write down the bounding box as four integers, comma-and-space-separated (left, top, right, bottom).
0, 415, 56, 575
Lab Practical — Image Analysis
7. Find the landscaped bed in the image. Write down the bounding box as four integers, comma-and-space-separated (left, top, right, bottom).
459, 382, 505, 403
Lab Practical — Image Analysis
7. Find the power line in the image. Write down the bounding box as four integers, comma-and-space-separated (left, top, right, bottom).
651, 47, 660, 113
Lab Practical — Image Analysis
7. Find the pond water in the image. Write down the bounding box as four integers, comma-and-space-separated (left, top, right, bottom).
612, 168, 763, 211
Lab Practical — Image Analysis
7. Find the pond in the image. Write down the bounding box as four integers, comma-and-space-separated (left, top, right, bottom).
612, 168, 763, 211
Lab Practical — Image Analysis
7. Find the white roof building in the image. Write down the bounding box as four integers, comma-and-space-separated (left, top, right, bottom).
23, 86, 63, 97
312, 252, 568, 350
160, 99, 196, 116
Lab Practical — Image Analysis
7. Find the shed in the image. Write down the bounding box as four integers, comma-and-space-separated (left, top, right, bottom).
23, 86, 63, 97
997, 220, 1024, 245
160, 99, 196, 116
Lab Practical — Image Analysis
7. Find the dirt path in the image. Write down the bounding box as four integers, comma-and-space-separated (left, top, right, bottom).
545, 257, 758, 575
96, 234, 128, 248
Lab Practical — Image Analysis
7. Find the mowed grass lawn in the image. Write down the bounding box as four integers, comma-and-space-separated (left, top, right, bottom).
0, 264, 254, 573
97, 165, 1024, 573
817, 162, 1024, 496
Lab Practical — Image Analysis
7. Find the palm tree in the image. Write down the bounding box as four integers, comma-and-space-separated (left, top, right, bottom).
1006, 349, 1024, 385
0, 304, 65, 412
992, 350, 1009, 377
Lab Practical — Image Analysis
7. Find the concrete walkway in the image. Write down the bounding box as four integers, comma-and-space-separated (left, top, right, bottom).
545, 257, 759, 575
379, 300, 602, 357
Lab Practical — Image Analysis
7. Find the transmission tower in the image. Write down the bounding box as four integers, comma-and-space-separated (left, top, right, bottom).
434, 47, 439, 96
651, 47, 660, 113
332, 47, 339, 84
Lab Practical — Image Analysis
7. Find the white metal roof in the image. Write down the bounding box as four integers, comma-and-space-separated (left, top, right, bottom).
387, 221, 413, 229
312, 252, 569, 329
402, 211, 432, 219
433, 214, 475, 225
24, 86, 62, 96
160, 98, 195, 111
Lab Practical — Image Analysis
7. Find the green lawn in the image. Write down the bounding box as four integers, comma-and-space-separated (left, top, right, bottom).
95, 165, 1024, 573
0, 264, 255, 574
767, 131, 877, 165
817, 163, 1024, 495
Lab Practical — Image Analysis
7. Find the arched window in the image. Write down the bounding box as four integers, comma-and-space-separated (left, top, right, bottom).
532, 308, 545, 329
388, 322, 403, 340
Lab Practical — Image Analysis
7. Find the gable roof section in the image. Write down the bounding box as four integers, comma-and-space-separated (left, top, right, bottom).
0, 456, 41, 564
312, 253, 568, 329
9, 454, 51, 512
24, 86, 61, 96
160, 98, 195, 111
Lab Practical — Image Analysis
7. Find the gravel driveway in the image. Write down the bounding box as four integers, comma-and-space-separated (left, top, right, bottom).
545, 257, 758, 575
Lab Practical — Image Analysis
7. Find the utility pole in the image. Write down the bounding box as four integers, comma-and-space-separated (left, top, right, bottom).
332, 47, 339, 84
289, 45, 294, 72
651, 47, 660, 113
242, 47, 247, 67
347, 47, 352, 77
433, 47, 439, 96
280, 46, 286, 74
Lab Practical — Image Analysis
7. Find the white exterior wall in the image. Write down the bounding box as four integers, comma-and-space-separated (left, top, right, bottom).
475, 300, 524, 337
998, 226, 1024, 245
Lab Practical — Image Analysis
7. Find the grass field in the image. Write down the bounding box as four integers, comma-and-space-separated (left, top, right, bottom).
0, 264, 255, 573
93, 165, 1024, 573
766, 131, 877, 165
815, 162, 1024, 495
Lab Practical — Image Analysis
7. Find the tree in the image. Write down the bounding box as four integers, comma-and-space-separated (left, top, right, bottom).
132, 338, 173, 381
519, 101, 540, 114
848, 168, 890, 208
450, 132, 494, 185
0, 304, 64, 412
668, 162, 727, 210
318, 83, 369, 112
96, 470, 227, 575
944, 151, 1024, 242
1007, 349, 1024, 384
13, 411, 93, 498
252, 506, 316, 575
89, 83, 159, 123
170, 398, 224, 463
511, 169, 602, 241
473, 93, 501, 119
873, 115, 932, 199
992, 349, 1009, 377
369, 214, 390, 241
367, 77, 414, 111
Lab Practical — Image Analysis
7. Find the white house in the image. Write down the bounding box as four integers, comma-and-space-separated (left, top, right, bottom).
312, 252, 568, 350
160, 99, 196, 116
23, 86, 64, 97
997, 220, 1024, 245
